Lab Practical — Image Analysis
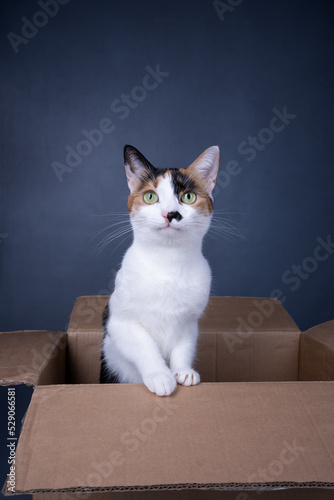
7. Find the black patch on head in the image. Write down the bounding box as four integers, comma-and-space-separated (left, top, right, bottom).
137, 167, 198, 197
124, 145, 161, 190
139, 167, 165, 190
170, 169, 197, 196
124, 145, 207, 201
124, 145, 155, 171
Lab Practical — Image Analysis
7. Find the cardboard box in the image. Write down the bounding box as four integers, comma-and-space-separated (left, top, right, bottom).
1, 296, 334, 499
66, 296, 301, 384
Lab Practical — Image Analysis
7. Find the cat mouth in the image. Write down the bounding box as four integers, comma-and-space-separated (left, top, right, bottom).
159, 224, 179, 231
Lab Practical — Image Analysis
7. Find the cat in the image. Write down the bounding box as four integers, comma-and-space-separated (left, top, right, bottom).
100, 144, 219, 396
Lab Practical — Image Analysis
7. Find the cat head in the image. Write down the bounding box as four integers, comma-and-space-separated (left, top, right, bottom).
124, 145, 219, 246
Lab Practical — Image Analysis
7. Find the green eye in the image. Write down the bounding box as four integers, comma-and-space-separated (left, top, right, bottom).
181, 191, 197, 204
143, 191, 159, 204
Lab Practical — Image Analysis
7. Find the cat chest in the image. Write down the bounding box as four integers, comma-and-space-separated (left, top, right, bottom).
126, 262, 209, 318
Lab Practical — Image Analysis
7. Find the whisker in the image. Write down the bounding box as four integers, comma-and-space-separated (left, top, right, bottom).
210, 226, 244, 240
93, 226, 133, 255
213, 206, 246, 215
89, 212, 130, 217
213, 215, 244, 226
92, 218, 151, 255
207, 228, 237, 244
211, 209, 246, 240
91, 220, 132, 240
90, 205, 246, 254
106, 231, 134, 256
210, 222, 245, 239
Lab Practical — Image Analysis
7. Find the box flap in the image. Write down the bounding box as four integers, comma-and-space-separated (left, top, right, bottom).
67, 296, 109, 383
199, 297, 300, 333
67, 296, 301, 384
299, 320, 334, 381
0, 331, 66, 386
14, 382, 334, 494
197, 297, 300, 382
195, 330, 300, 382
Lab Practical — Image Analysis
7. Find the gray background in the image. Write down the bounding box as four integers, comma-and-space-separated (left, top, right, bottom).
1, 0, 334, 335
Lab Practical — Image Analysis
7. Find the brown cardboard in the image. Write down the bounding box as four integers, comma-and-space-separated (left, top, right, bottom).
67, 296, 301, 384
0, 330, 66, 386
299, 320, 334, 381
1, 297, 334, 499
32, 490, 334, 500
67, 295, 109, 383
195, 297, 300, 382
13, 382, 334, 494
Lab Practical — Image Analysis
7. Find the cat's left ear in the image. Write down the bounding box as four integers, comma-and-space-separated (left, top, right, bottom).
124, 145, 155, 193
187, 146, 220, 195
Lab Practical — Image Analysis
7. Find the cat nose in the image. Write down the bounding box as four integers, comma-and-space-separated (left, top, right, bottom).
166, 211, 183, 223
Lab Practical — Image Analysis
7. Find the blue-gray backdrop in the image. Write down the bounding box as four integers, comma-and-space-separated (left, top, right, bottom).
0, 1, 334, 498
1, 0, 334, 334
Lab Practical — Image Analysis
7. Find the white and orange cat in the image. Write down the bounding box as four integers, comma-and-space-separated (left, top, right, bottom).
101, 145, 219, 396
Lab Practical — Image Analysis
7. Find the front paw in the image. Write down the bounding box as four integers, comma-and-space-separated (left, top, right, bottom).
143, 371, 177, 397
174, 369, 200, 387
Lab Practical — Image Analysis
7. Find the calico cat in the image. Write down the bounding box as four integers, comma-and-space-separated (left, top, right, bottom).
100, 144, 219, 396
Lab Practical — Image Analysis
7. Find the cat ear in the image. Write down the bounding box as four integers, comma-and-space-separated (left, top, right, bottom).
124, 145, 155, 193
187, 146, 220, 195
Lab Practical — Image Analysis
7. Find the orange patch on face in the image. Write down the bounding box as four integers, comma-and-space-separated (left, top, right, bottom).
177, 167, 213, 216
193, 195, 213, 215
127, 180, 159, 215
127, 167, 213, 216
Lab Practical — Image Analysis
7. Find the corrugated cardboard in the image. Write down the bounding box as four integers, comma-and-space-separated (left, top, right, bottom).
67, 296, 301, 384
13, 382, 334, 494
0, 330, 66, 386
1, 296, 334, 499
299, 320, 334, 381
32, 490, 334, 500
67, 295, 109, 383
195, 297, 300, 382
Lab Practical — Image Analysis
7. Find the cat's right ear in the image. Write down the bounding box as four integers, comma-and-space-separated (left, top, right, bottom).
124, 145, 154, 193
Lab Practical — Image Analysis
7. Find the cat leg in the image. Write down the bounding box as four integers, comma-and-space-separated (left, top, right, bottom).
102, 335, 143, 383
169, 324, 201, 387
106, 318, 177, 396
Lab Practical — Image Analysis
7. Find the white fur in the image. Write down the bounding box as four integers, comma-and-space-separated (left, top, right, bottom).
103, 148, 219, 396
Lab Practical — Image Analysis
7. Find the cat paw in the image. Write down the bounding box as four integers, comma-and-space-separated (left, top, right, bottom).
174, 369, 200, 387
143, 371, 177, 397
